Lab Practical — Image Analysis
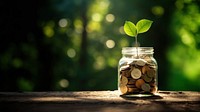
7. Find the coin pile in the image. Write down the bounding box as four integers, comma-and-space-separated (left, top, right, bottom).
119, 58, 157, 95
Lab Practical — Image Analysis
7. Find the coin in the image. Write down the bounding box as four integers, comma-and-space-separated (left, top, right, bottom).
142, 75, 152, 82
120, 71, 125, 76
119, 84, 128, 94
149, 65, 157, 69
128, 87, 139, 93
120, 76, 128, 85
135, 79, 145, 89
135, 59, 146, 66
125, 70, 131, 77
150, 86, 157, 93
144, 56, 152, 62
127, 84, 136, 88
120, 65, 130, 71
127, 78, 136, 84
141, 83, 151, 92
127, 60, 135, 65
131, 68, 142, 79
149, 81, 156, 87
147, 69, 156, 78
141, 65, 149, 75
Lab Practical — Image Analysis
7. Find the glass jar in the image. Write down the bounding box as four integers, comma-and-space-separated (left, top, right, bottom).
118, 47, 158, 97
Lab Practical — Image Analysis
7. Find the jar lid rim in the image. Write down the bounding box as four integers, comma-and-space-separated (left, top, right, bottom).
122, 47, 154, 54
122, 47, 153, 49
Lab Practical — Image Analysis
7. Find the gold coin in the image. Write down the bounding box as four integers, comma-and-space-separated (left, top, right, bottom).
141, 83, 151, 92
128, 87, 139, 93
135, 59, 146, 66
141, 65, 149, 75
147, 69, 156, 78
142, 75, 152, 82
150, 86, 157, 93
120, 76, 128, 85
135, 79, 145, 89
131, 68, 142, 79
129, 60, 136, 65
119, 84, 128, 94
144, 56, 152, 62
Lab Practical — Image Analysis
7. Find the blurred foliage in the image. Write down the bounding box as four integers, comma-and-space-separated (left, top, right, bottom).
0, 0, 199, 91
167, 0, 200, 91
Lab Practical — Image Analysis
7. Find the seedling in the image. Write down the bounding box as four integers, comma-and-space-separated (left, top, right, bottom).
123, 19, 153, 57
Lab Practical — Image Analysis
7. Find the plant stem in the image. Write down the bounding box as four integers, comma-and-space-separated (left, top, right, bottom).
135, 35, 139, 58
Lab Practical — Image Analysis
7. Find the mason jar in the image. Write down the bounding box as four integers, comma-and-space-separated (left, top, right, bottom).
118, 47, 158, 97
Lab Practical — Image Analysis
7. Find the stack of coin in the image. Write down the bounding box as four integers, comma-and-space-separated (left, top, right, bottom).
119, 58, 157, 95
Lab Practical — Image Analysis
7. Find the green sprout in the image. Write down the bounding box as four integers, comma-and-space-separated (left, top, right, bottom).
123, 19, 153, 57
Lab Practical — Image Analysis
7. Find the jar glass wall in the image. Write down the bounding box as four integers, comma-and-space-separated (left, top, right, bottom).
118, 47, 158, 97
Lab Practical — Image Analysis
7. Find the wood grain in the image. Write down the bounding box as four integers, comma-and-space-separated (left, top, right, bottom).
0, 91, 199, 112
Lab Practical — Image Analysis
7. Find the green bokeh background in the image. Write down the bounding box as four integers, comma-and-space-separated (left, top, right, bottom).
0, 0, 199, 91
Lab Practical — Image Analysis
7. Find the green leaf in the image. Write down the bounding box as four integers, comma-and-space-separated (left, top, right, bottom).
136, 19, 153, 34
124, 21, 137, 37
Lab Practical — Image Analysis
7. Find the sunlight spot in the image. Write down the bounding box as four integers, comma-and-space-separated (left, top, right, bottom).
43, 26, 54, 38
58, 18, 68, 27
119, 39, 129, 47
74, 19, 83, 28
151, 6, 164, 16
106, 39, 115, 48
108, 58, 117, 67
86, 21, 101, 32
93, 56, 105, 70
66, 48, 76, 58
43, 21, 55, 38
99, 0, 110, 8
59, 79, 69, 88
181, 35, 194, 46
74, 19, 83, 33
75, 28, 83, 34
184, 60, 200, 80
179, 28, 195, 47
92, 13, 102, 22
106, 14, 115, 22
119, 26, 125, 34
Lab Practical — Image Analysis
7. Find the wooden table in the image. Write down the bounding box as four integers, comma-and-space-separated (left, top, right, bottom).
0, 91, 199, 112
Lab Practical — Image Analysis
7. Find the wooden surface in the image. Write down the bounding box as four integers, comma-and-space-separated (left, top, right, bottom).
0, 90, 200, 112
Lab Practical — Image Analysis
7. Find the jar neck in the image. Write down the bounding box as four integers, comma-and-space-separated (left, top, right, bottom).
122, 47, 154, 58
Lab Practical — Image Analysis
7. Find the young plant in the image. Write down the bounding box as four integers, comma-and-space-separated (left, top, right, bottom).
123, 19, 153, 57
